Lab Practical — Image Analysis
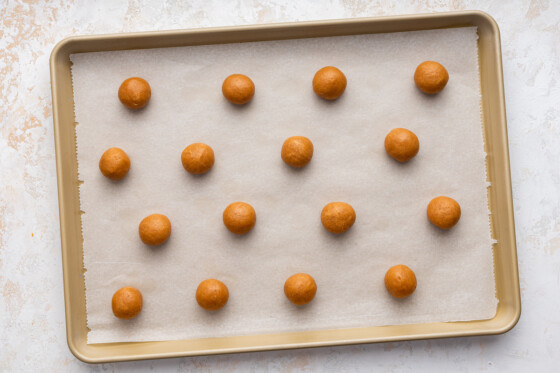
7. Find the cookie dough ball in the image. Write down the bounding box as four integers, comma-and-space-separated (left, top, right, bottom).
284, 273, 317, 306
414, 61, 449, 94
139, 214, 171, 246
321, 202, 356, 234
222, 74, 255, 105
99, 147, 131, 180
384, 128, 420, 162
427, 196, 461, 229
118, 77, 151, 109
223, 202, 256, 235
384, 265, 417, 299
112, 287, 143, 319
181, 143, 215, 175
312, 66, 347, 100
196, 279, 229, 311
281, 136, 314, 168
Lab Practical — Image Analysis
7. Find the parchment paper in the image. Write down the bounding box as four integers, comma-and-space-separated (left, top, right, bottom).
71, 27, 497, 344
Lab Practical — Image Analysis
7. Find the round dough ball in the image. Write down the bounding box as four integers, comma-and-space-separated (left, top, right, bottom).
181, 143, 215, 175
222, 74, 255, 105
112, 287, 143, 319
281, 136, 314, 168
312, 66, 347, 100
321, 202, 356, 234
414, 61, 449, 94
118, 77, 151, 109
196, 279, 229, 311
384, 265, 417, 299
223, 202, 256, 235
384, 128, 420, 162
139, 214, 171, 246
284, 273, 317, 306
99, 147, 131, 180
427, 196, 461, 229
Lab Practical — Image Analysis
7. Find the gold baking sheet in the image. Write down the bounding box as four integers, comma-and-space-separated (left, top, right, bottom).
50, 11, 520, 363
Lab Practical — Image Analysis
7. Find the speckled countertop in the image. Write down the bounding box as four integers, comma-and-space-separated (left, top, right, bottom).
1, 1, 559, 371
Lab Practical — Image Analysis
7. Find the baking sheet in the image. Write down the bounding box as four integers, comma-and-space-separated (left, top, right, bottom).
70, 27, 497, 344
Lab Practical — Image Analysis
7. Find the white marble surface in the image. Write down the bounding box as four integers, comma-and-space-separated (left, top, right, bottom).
0, 0, 558, 371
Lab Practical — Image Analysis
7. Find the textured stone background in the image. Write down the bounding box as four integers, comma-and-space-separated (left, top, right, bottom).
1, 0, 559, 371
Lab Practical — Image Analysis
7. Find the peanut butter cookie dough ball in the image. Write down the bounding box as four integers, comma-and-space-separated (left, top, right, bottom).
112, 287, 143, 319
312, 66, 347, 100
139, 214, 171, 246
414, 61, 449, 94
222, 74, 255, 105
181, 143, 215, 175
118, 77, 151, 109
196, 279, 229, 311
281, 136, 314, 168
284, 273, 317, 306
384, 128, 420, 162
223, 202, 256, 235
321, 202, 356, 234
384, 265, 417, 299
99, 147, 130, 180
427, 196, 461, 229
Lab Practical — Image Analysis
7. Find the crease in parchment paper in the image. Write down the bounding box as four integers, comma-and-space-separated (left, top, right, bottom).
70, 26, 497, 344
